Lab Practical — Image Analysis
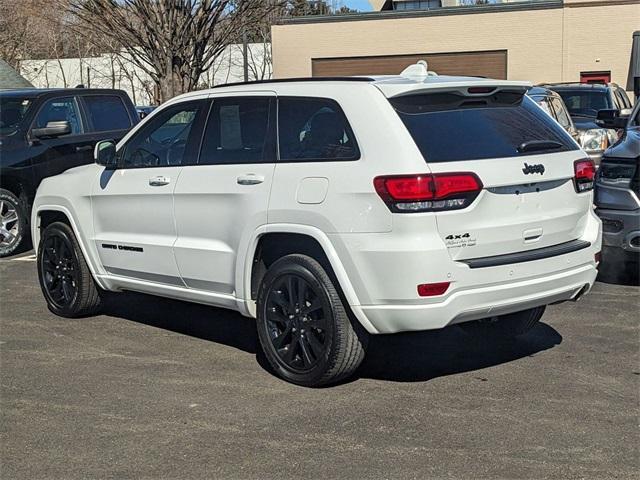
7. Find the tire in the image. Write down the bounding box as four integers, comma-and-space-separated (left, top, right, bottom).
256, 254, 367, 387
37, 221, 102, 317
0, 188, 27, 258
459, 306, 546, 339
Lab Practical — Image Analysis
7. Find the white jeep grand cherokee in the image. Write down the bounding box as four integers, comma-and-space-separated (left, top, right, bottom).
32, 66, 602, 386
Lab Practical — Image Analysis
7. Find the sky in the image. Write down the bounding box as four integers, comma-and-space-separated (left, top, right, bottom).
343, 0, 374, 11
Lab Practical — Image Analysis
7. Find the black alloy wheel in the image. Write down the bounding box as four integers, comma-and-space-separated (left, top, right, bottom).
40, 230, 79, 310
257, 254, 367, 387
37, 222, 102, 317
264, 273, 330, 371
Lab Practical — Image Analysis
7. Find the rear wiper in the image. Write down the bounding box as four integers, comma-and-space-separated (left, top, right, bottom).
517, 140, 563, 153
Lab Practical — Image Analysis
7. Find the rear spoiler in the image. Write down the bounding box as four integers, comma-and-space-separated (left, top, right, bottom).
376, 80, 531, 99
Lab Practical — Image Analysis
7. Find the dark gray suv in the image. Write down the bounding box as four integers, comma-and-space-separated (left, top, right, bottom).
594, 102, 640, 276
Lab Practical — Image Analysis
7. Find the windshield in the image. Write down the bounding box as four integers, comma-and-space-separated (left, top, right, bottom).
0, 97, 33, 137
555, 90, 612, 118
390, 92, 577, 163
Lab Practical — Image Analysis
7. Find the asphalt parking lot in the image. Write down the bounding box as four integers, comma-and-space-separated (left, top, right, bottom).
1, 253, 638, 479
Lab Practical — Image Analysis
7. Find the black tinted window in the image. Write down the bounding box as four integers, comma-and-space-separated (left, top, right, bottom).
34, 97, 81, 134
0, 97, 32, 136
278, 97, 359, 162
555, 90, 612, 117
199, 97, 274, 165
83, 95, 132, 131
122, 101, 203, 168
391, 92, 577, 163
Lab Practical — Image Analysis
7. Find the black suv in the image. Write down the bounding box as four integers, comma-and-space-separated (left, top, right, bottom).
594, 102, 640, 277
544, 82, 633, 163
0, 88, 138, 257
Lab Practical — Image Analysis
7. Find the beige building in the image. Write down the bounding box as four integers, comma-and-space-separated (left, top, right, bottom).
272, 0, 640, 95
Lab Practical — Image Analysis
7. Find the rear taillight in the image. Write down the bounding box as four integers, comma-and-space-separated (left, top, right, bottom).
374, 173, 482, 213
573, 159, 596, 193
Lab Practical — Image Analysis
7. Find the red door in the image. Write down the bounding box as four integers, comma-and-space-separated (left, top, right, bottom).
580, 71, 611, 84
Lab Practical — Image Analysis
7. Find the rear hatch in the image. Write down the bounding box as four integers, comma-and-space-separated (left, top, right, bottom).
387, 85, 592, 262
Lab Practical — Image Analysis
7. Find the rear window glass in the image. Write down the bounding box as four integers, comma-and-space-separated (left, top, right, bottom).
390, 91, 578, 163
555, 90, 612, 117
83, 95, 132, 131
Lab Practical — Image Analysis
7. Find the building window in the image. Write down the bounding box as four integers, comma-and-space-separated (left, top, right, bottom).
393, 1, 442, 10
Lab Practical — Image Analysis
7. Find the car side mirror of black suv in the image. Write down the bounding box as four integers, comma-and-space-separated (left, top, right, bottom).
95, 140, 117, 169
596, 109, 628, 129
32, 120, 71, 138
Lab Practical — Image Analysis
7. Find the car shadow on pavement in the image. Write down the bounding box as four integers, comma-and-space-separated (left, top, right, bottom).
355, 322, 563, 383
102, 291, 259, 355
102, 291, 563, 385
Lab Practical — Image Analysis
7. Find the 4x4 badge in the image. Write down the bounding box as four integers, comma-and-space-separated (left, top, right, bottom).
522, 163, 545, 175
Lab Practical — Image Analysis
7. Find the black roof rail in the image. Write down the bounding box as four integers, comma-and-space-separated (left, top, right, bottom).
537, 81, 616, 88
208, 76, 375, 89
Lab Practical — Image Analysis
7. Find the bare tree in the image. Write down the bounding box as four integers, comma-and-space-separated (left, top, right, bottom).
69, 0, 279, 103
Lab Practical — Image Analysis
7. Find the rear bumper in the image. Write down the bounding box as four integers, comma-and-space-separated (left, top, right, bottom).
333, 210, 601, 334
353, 262, 596, 333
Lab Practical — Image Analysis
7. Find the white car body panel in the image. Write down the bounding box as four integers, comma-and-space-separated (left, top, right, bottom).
32, 73, 602, 335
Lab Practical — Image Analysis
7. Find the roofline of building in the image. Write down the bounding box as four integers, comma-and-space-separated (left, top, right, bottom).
275, 0, 564, 26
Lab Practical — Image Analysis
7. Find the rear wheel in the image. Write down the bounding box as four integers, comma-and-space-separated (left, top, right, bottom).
0, 188, 26, 258
256, 254, 367, 387
37, 221, 102, 317
459, 306, 545, 339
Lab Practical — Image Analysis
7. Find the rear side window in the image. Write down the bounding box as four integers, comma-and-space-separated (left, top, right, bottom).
278, 97, 359, 162
199, 97, 275, 165
83, 95, 132, 131
391, 91, 578, 163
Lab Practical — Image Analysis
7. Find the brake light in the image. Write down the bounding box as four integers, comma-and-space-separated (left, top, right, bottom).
374, 173, 482, 213
418, 282, 450, 297
573, 159, 596, 193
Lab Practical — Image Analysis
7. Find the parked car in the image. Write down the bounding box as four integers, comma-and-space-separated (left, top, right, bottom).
32, 68, 601, 386
594, 103, 640, 274
544, 82, 633, 163
527, 86, 579, 141
135, 105, 156, 119
0, 88, 138, 257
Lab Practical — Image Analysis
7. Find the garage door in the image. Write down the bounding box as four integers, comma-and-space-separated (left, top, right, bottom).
312, 50, 507, 79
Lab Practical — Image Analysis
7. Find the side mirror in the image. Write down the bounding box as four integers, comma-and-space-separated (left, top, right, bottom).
94, 140, 117, 169
32, 120, 71, 138
596, 109, 627, 129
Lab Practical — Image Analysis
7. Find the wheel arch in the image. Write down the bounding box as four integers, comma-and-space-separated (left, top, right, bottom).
239, 224, 377, 333
33, 205, 101, 280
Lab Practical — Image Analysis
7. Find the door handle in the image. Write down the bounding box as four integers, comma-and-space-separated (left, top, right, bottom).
75, 145, 92, 152
237, 174, 264, 186
149, 176, 171, 186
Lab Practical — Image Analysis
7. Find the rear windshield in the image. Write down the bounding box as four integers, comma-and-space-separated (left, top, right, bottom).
555, 89, 612, 117
390, 91, 578, 163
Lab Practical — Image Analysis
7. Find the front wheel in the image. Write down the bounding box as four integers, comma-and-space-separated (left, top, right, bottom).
459, 306, 546, 339
0, 188, 27, 258
256, 254, 367, 387
37, 221, 102, 317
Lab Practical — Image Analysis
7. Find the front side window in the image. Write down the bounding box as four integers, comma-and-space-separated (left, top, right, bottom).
199, 97, 274, 165
34, 97, 82, 134
83, 95, 132, 132
278, 97, 360, 162
121, 101, 203, 168
391, 91, 578, 163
